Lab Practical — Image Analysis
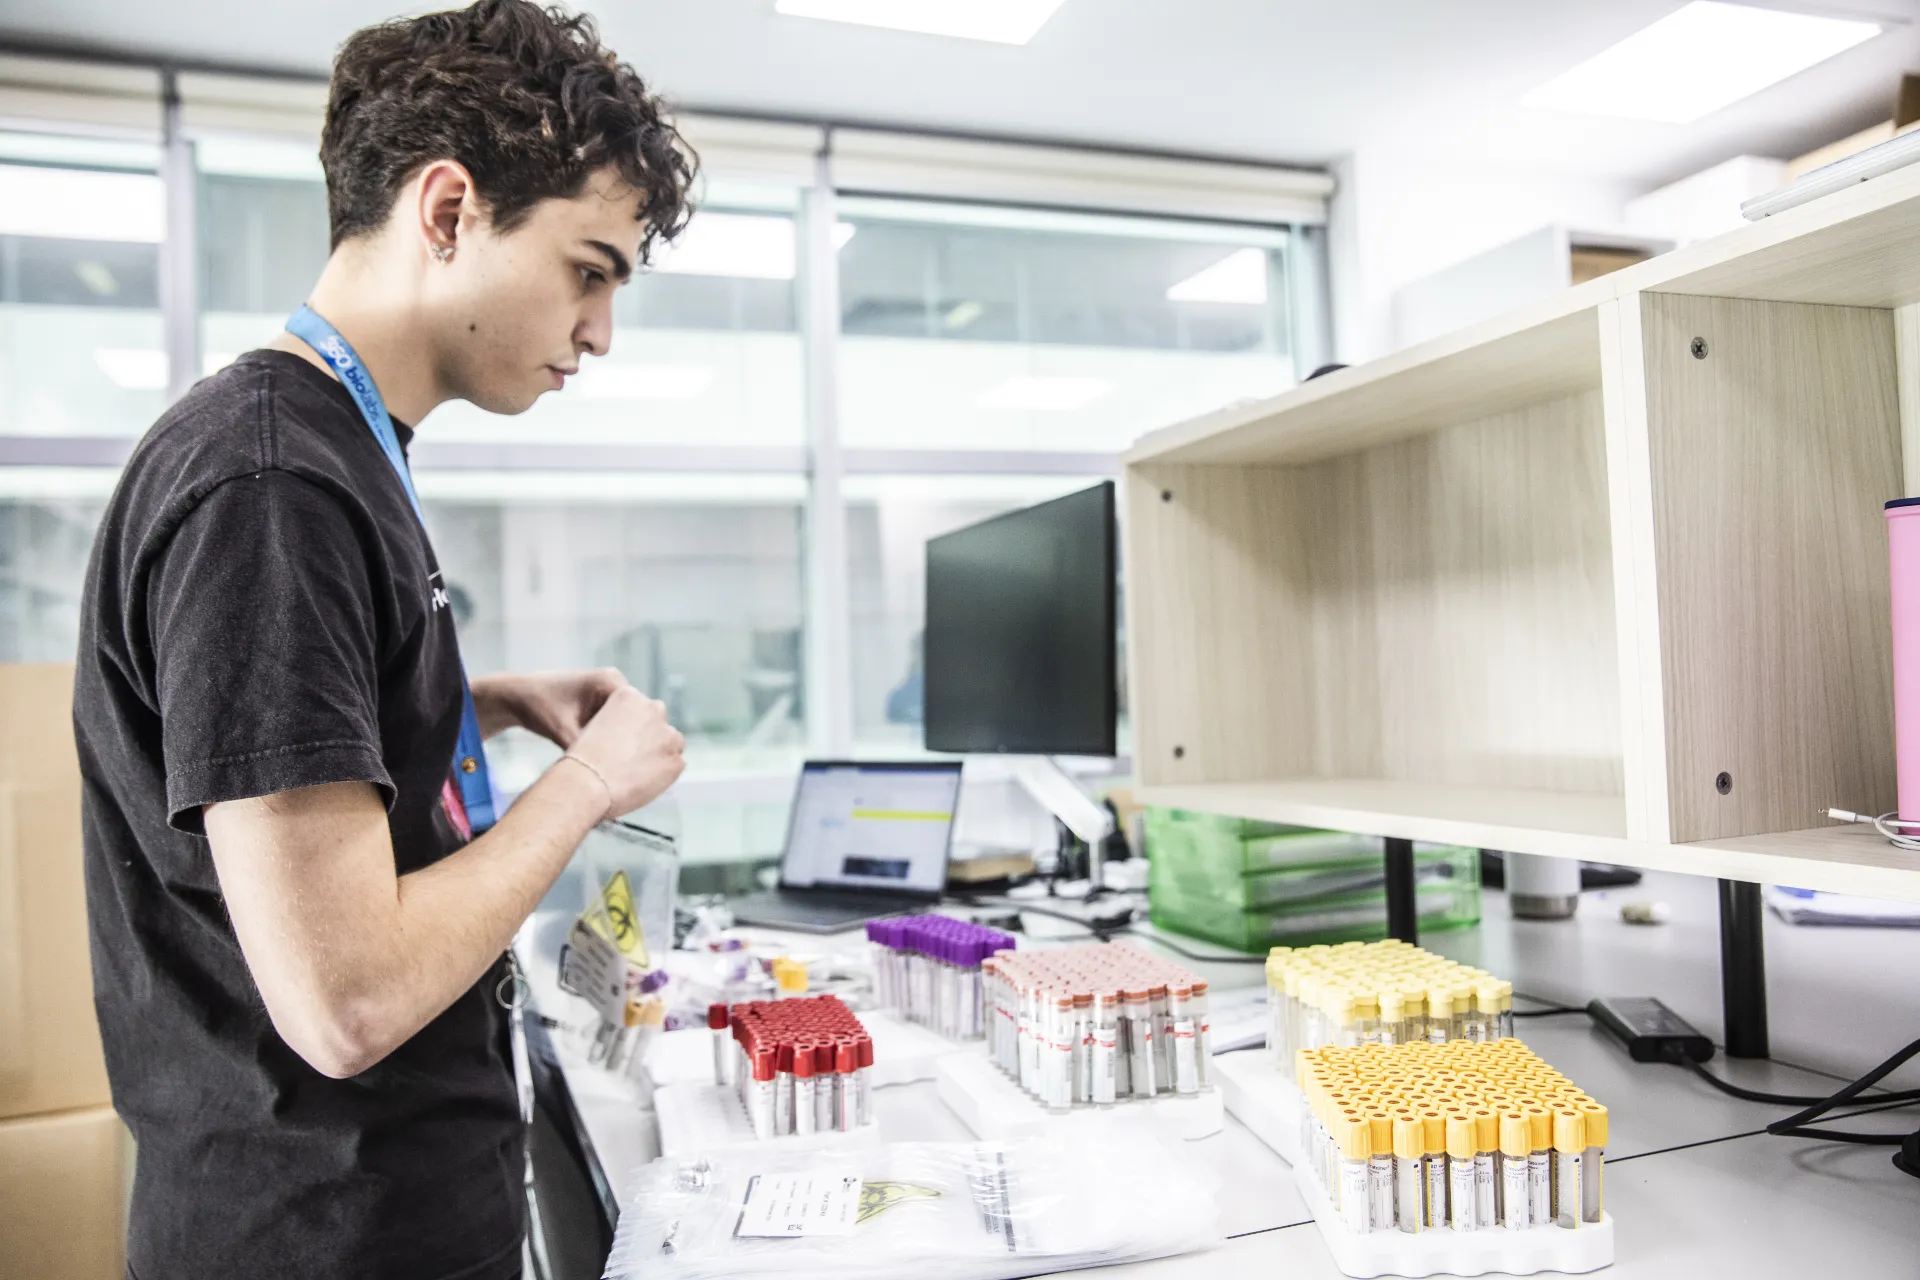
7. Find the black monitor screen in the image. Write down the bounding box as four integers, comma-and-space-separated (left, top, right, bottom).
923, 482, 1117, 757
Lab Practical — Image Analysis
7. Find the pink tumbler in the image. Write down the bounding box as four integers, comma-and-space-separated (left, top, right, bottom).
1887, 499, 1920, 820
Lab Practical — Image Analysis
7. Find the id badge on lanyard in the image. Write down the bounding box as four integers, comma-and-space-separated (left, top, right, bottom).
285, 304, 497, 836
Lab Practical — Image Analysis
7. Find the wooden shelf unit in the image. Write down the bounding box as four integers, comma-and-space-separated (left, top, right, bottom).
1125, 163, 1920, 903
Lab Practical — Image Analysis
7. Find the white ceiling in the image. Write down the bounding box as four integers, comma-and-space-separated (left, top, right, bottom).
1, 0, 1917, 191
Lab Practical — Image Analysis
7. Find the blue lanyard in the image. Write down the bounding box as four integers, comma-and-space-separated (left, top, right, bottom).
285, 304, 497, 837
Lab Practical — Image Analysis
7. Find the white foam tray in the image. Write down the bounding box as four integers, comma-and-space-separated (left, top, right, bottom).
1293, 1156, 1614, 1278
934, 1051, 1224, 1142
1213, 1047, 1306, 1164
1215, 1051, 1614, 1276
653, 1081, 881, 1160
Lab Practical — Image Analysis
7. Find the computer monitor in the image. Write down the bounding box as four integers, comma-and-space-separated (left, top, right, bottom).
777, 760, 963, 896
922, 481, 1117, 757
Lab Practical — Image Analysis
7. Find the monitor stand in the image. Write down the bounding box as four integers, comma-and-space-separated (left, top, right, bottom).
1012, 757, 1116, 894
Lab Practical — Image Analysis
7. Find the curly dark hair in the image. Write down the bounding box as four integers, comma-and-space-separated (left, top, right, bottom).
321, 0, 696, 260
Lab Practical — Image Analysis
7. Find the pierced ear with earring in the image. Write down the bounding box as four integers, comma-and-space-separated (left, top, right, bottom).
431, 244, 454, 263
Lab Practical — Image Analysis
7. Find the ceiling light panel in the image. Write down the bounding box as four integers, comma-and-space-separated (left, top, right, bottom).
774, 0, 1068, 45
1167, 247, 1269, 305
648, 212, 854, 280
1523, 2, 1881, 124
977, 376, 1111, 411
0, 165, 164, 242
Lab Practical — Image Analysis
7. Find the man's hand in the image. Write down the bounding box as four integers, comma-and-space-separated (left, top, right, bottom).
560, 685, 686, 818
471, 667, 628, 745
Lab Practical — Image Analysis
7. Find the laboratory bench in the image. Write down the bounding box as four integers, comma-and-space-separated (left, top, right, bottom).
529, 871, 1920, 1279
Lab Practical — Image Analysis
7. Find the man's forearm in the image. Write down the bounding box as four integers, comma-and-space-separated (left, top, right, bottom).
468, 672, 526, 739
386, 759, 607, 1015
208, 762, 609, 1078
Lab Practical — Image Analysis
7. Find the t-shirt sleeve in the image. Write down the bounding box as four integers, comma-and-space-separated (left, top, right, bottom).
150, 469, 397, 834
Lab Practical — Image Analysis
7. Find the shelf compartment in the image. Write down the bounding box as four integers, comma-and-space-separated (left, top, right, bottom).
1633, 292, 1899, 843
1126, 387, 1623, 805
1126, 301, 1603, 467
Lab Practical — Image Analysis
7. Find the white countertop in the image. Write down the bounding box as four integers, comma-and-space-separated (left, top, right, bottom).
531, 874, 1920, 1278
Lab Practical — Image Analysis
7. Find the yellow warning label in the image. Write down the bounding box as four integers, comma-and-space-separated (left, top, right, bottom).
857, 1181, 940, 1224
581, 869, 648, 966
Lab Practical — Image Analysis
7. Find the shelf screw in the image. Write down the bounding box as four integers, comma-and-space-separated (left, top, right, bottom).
1691, 337, 1709, 360
1161, 489, 1174, 503
1715, 771, 1733, 795
1173, 745, 1186, 760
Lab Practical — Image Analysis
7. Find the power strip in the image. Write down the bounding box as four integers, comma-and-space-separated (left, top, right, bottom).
1587, 997, 1714, 1064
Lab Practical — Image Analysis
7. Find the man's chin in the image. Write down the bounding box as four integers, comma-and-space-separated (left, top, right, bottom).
467, 387, 545, 416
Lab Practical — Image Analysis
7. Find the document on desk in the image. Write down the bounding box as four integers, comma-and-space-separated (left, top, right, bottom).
1766, 885, 1920, 927
1208, 985, 1268, 1054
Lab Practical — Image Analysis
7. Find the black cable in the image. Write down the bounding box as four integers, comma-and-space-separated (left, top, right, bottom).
1681, 1057, 1838, 1106
1765, 1035, 1920, 1134
1512, 1005, 1586, 1018
1770, 1094, 1920, 1145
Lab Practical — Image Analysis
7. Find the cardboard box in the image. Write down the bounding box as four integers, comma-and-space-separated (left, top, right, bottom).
0, 1106, 130, 1280
0, 664, 80, 789
0, 663, 110, 1120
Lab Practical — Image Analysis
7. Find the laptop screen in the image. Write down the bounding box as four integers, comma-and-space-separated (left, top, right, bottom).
780, 761, 963, 895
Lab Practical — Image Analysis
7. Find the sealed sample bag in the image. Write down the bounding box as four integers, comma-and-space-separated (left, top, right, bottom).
602, 1131, 1221, 1280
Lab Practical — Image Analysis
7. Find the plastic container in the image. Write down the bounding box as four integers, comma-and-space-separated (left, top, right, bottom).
1149, 837, 1481, 953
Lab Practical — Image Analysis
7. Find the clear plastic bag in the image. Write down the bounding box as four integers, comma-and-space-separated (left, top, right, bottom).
602, 1128, 1221, 1280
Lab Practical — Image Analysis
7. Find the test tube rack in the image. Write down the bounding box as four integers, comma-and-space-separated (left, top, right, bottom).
722, 995, 878, 1144
867, 915, 1017, 1040
984, 942, 1216, 1110
1266, 940, 1517, 1065
1290, 1040, 1614, 1278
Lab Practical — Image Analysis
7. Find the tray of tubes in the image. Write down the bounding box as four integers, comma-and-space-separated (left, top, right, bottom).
1294, 1040, 1613, 1278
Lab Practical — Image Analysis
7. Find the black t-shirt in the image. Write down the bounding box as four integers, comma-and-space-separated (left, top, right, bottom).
73, 350, 524, 1280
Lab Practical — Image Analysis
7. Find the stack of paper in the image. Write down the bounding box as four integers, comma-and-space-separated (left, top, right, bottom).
1765, 886, 1920, 927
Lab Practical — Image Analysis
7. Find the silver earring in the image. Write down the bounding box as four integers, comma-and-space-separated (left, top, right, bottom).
431, 244, 454, 263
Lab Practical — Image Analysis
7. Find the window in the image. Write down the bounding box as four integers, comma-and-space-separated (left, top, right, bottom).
0, 137, 164, 660
0, 71, 1332, 869
838, 201, 1298, 746
835, 199, 1297, 453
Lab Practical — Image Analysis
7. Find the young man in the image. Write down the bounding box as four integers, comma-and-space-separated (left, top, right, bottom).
72, 3, 696, 1277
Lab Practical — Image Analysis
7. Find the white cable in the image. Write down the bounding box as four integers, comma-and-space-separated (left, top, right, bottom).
1824, 807, 1920, 852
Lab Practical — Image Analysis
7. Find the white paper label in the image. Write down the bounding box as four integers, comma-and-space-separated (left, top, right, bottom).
558, 918, 630, 1024
734, 1172, 862, 1238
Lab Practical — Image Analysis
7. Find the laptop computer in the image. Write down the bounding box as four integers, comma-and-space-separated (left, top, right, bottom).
729, 760, 963, 934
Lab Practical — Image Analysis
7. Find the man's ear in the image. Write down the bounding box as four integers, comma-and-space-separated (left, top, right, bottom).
413, 160, 476, 261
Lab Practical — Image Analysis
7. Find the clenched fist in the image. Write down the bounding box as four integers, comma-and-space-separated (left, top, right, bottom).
562, 685, 685, 818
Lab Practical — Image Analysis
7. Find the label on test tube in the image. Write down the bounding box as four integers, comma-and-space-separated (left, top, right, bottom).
1527, 1110, 1552, 1225
855, 1037, 874, 1127
836, 1042, 859, 1132
1367, 1116, 1394, 1231
1337, 1118, 1371, 1236
1172, 1018, 1199, 1095
1446, 1115, 1475, 1232
1126, 990, 1156, 1097
749, 1049, 775, 1141
1579, 1101, 1607, 1223
1091, 1025, 1117, 1104
794, 1052, 817, 1137
814, 1043, 835, 1133
1554, 1111, 1584, 1229
1392, 1117, 1424, 1234
774, 1045, 794, 1137
1473, 1112, 1497, 1229
1500, 1114, 1530, 1230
